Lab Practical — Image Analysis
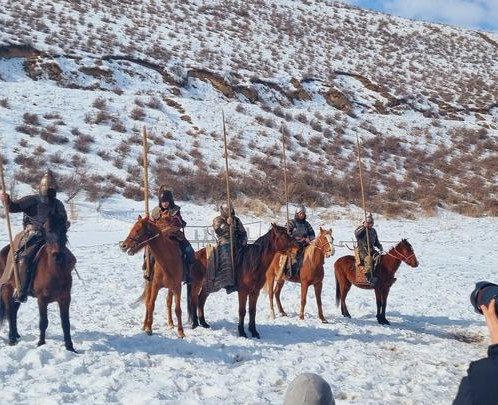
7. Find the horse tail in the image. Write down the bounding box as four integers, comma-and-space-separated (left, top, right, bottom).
131, 282, 148, 308
334, 262, 340, 307
186, 281, 193, 324
0, 288, 6, 326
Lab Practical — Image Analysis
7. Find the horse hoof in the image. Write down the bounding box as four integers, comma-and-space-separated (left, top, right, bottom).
66, 345, 77, 353
145, 329, 152, 336
8, 339, 18, 346
280, 312, 288, 317
168, 324, 174, 329
37, 340, 46, 347
200, 322, 210, 329
178, 332, 186, 339
191, 323, 198, 330
251, 332, 261, 339
238, 331, 248, 338
321, 319, 329, 324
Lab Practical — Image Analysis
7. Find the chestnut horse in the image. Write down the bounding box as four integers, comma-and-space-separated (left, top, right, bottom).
265, 227, 335, 322
186, 224, 297, 338
120, 215, 185, 337
0, 213, 77, 351
334, 239, 419, 325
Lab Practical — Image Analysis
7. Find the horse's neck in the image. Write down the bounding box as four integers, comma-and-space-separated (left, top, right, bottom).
305, 243, 324, 268
148, 233, 182, 272
381, 250, 402, 275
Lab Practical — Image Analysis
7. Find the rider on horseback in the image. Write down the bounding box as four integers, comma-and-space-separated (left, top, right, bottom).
287, 204, 315, 278
354, 212, 383, 286
213, 202, 247, 293
147, 185, 195, 283
0, 170, 68, 303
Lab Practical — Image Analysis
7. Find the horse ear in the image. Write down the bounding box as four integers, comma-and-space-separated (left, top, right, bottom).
319, 226, 323, 232
138, 215, 142, 220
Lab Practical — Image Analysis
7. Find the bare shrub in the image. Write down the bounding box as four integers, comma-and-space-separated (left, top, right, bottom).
92, 96, 107, 110
130, 107, 146, 121
23, 113, 40, 126
0, 98, 9, 108
16, 124, 39, 136
146, 97, 162, 110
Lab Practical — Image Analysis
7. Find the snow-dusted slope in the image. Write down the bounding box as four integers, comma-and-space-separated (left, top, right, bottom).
0, 0, 497, 216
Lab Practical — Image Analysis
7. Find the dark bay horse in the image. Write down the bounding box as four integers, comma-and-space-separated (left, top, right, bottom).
187, 224, 297, 338
0, 214, 77, 351
334, 239, 419, 325
120, 215, 185, 338
266, 227, 335, 322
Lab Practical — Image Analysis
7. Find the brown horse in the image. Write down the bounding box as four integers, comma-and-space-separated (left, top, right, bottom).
0, 213, 77, 351
334, 239, 419, 325
266, 227, 335, 323
120, 215, 185, 337
186, 224, 297, 338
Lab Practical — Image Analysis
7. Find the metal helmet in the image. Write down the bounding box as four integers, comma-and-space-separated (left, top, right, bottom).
220, 202, 234, 216
39, 170, 57, 197
365, 212, 374, 225
296, 204, 306, 215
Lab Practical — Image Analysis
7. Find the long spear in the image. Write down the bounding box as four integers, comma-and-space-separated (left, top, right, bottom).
355, 132, 371, 259
281, 125, 290, 226
142, 127, 151, 280
222, 111, 235, 273
0, 136, 21, 292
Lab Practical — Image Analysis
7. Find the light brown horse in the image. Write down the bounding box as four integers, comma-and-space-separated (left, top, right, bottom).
120, 215, 185, 337
186, 224, 297, 338
265, 227, 335, 323
334, 239, 419, 325
0, 213, 77, 351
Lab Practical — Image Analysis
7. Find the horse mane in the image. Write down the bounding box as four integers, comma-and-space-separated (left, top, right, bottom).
45, 212, 68, 247
236, 227, 274, 271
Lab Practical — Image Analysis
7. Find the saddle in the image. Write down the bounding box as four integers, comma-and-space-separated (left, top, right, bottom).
354, 246, 374, 286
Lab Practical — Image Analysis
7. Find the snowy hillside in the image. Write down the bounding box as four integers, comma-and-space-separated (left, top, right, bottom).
0, 0, 497, 217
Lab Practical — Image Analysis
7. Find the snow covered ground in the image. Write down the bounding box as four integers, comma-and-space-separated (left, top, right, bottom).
0, 199, 496, 404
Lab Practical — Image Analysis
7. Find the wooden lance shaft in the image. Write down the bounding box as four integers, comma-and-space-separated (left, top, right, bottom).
281, 125, 290, 227
142, 127, 151, 280
355, 132, 371, 258
222, 111, 235, 272
0, 140, 21, 292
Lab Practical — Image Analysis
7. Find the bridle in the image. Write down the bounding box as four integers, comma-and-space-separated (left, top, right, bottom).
312, 232, 334, 256
125, 221, 160, 250
386, 246, 416, 263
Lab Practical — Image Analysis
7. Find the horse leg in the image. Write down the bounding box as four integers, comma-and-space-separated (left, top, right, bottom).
198, 288, 210, 328
237, 289, 248, 338
268, 272, 276, 320
314, 281, 328, 323
142, 281, 152, 331
340, 280, 352, 318
37, 296, 49, 347
144, 283, 160, 335
299, 281, 309, 320
174, 288, 185, 338
274, 280, 287, 317
190, 281, 202, 329
59, 295, 76, 352
166, 289, 174, 328
380, 289, 391, 325
248, 290, 261, 339
5, 293, 20, 345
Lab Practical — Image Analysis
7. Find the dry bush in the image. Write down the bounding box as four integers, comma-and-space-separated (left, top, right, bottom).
296, 112, 308, 123
40, 129, 69, 144
146, 97, 162, 110
130, 107, 146, 121
0, 98, 9, 108
16, 124, 39, 136
111, 120, 126, 133
23, 113, 40, 126
123, 184, 143, 201
92, 97, 107, 110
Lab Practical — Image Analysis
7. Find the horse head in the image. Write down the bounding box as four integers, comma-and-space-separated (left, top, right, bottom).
392, 239, 419, 268
119, 215, 157, 256
43, 213, 68, 262
270, 223, 299, 259
315, 227, 335, 258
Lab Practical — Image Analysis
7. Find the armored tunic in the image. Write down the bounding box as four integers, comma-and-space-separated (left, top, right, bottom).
354, 225, 383, 260
8, 195, 67, 231
213, 215, 247, 249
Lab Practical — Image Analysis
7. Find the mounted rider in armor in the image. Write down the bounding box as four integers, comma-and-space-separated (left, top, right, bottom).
1, 170, 69, 303
212, 202, 247, 293
145, 185, 195, 283
354, 212, 383, 286
287, 204, 315, 278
